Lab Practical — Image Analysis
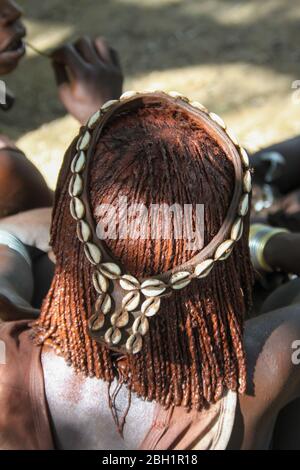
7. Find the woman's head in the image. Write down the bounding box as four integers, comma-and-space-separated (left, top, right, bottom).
35, 92, 254, 410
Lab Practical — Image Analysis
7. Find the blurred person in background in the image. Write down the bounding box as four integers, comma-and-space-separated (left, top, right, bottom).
0, 0, 123, 307
0, 0, 122, 218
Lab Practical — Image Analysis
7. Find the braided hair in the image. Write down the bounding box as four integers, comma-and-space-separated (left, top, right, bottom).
34, 100, 254, 411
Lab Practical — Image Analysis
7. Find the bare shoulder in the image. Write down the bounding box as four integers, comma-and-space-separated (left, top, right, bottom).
243, 304, 300, 413
227, 305, 300, 449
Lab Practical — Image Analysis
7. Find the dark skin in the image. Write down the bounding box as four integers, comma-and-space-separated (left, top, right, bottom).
0, 207, 55, 309
251, 136, 300, 195
52, 36, 123, 125
0, 2, 123, 304
0, 0, 123, 218
0, 135, 53, 217
0, 0, 25, 75
0, 0, 123, 121
251, 137, 300, 232
268, 189, 300, 232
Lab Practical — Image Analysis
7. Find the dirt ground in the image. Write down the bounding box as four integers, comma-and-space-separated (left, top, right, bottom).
2, 0, 300, 189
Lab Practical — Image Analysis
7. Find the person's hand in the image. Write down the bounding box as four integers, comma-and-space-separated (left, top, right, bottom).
0, 207, 52, 253
0, 0, 26, 75
51, 36, 123, 125
268, 189, 300, 232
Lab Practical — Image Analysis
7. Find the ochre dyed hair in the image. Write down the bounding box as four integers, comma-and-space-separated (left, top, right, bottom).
34, 100, 254, 411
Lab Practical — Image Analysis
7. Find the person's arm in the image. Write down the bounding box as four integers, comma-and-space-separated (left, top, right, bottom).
233, 230, 300, 447
0, 208, 52, 321
264, 231, 300, 276
250, 227, 300, 313
0, 244, 39, 321
234, 303, 300, 450
0, 244, 32, 306
0, 135, 53, 217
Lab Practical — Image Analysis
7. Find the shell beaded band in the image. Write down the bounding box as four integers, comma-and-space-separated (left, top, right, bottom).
68, 90, 252, 355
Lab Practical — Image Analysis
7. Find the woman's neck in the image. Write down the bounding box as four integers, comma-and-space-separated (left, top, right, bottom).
41, 347, 155, 450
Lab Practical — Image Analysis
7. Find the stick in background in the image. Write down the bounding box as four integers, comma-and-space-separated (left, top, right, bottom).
25, 41, 52, 58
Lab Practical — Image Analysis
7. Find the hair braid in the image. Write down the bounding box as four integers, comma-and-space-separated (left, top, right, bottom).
33, 100, 254, 412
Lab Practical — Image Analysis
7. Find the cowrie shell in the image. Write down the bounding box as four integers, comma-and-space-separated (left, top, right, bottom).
104, 326, 113, 344
191, 101, 208, 113
120, 90, 138, 100
122, 291, 141, 312
145, 88, 166, 94
243, 170, 252, 193
77, 220, 91, 242
168, 91, 189, 101
88, 314, 96, 329
101, 99, 118, 111
226, 128, 239, 146
87, 110, 101, 129
77, 131, 91, 151
170, 271, 191, 290
120, 274, 140, 291
141, 297, 161, 317
209, 112, 226, 129
95, 293, 112, 315
214, 239, 234, 261
126, 333, 143, 354
92, 270, 109, 294
111, 310, 129, 328
238, 194, 249, 216
132, 316, 149, 336
99, 262, 121, 280
70, 197, 85, 220
141, 279, 166, 297
71, 151, 86, 173
194, 259, 214, 278
240, 147, 249, 168
84, 243, 102, 265
231, 217, 243, 241
112, 328, 122, 345
69, 174, 83, 197
90, 313, 105, 331
105, 327, 122, 345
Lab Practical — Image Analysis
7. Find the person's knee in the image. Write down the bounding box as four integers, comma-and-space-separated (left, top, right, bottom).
0, 149, 53, 217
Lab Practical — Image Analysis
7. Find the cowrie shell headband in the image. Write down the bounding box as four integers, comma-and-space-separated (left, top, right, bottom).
68, 91, 251, 355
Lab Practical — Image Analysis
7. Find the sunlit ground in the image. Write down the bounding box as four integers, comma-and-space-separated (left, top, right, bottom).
2, 0, 300, 189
